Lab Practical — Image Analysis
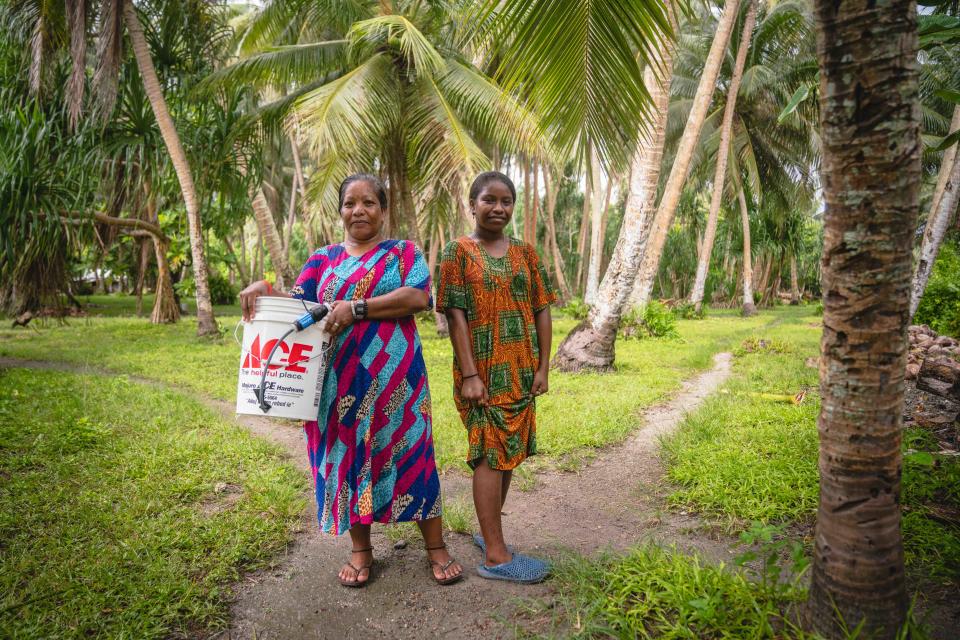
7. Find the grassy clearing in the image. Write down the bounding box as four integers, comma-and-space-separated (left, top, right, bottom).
518, 544, 811, 639
661, 307, 960, 581
0, 368, 306, 638
0, 303, 774, 471
69, 293, 241, 318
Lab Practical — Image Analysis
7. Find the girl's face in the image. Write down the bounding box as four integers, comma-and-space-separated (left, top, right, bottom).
470, 180, 514, 234
340, 180, 385, 243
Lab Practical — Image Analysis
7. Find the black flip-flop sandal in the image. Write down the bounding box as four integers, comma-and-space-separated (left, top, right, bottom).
339, 546, 374, 588
426, 544, 464, 585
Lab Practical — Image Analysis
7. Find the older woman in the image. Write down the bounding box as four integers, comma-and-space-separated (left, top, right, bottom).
239, 173, 462, 587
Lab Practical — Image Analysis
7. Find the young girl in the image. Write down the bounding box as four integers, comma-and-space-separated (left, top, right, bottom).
436, 171, 555, 583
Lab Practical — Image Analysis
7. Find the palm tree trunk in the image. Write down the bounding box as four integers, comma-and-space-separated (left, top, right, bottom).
135, 238, 150, 316
223, 235, 250, 286
576, 146, 593, 294
629, 0, 742, 308
738, 187, 756, 316
790, 253, 800, 305
910, 105, 960, 319
553, 41, 676, 371
543, 169, 572, 301
122, 0, 217, 335
530, 159, 540, 246
690, 0, 758, 314
522, 160, 532, 243
807, 0, 919, 636
585, 149, 607, 305
252, 186, 296, 289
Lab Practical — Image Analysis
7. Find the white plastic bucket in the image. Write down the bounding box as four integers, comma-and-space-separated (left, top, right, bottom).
235, 296, 332, 420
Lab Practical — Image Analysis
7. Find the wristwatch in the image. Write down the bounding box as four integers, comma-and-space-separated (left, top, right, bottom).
351, 299, 368, 320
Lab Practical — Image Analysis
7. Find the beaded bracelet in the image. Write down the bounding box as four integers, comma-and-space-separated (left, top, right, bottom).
262, 279, 274, 295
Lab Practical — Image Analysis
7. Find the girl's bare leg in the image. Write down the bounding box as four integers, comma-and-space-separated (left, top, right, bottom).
473, 458, 512, 566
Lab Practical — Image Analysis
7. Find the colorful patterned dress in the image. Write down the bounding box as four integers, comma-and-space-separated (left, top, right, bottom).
291, 239, 441, 535
436, 237, 556, 470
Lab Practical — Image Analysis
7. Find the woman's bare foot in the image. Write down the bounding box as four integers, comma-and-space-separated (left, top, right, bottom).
426, 545, 463, 583
338, 547, 373, 587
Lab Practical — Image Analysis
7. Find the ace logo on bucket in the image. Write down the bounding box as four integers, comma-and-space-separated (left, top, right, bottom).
241, 334, 313, 373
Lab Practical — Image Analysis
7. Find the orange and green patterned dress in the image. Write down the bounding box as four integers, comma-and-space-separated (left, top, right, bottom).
436, 237, 556, 470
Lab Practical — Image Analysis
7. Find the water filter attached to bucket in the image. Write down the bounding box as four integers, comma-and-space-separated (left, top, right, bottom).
235, 297, 333, 420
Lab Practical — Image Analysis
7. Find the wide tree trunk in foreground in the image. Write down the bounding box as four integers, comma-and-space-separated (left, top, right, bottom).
689, 0, 758, 313
628, 0, 742, 308
553, 44, 676, 372
738, 187, 756, 316
807, 0, 919, 636
123, 0, 217, 335
910, 105, 960, 319
252, 186, 296, 290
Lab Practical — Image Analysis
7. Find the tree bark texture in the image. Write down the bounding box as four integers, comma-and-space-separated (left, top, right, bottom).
543, 170, 572, 301
910, 106, 960, 319
585, 149, 607, 305
252, 186, 296, 290
576, 147, 593, 294
628, 0, 742, 308
790, 253, 800, 304
690, 0, 758, 313
123, 0, 217, 335
808, 0, 919, 636
553, 43, 676, 372
738, 187, 756, 316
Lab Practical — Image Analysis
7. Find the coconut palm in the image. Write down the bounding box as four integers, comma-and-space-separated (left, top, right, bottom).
807, 0, 919, 636
910, 18, 960, 319
553, 0, 743, 371
204, 1, 547, 246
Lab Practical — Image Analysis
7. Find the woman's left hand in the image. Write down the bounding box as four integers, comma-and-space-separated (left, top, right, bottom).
325, 300, 355, 337
531, 368, 549, 397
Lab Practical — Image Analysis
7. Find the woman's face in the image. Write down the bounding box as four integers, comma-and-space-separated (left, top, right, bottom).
471, 180, 514, 234
340, 180, 385, 243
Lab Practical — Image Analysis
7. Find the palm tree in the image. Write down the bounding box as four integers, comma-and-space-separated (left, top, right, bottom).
688, 1, 758, 313
552, 42, 676, 370
120, 0, 217, 335
626, 0, 743, 309
910, 25, 960, 319
207, 2, 545, 246
807, 0, 918, 636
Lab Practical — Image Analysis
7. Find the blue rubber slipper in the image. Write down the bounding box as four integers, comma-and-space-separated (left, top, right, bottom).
476, 553, 550, 584
472, 533, 514, 554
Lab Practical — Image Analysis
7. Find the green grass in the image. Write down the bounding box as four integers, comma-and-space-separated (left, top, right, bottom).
0, 299, 776, 471
661, 308, 960, 581
520, 544, 810, 639
68, 293, 241, 318
0, 368, 307, 638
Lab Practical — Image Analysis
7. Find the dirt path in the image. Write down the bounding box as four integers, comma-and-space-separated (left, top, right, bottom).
0, 354, 736, 639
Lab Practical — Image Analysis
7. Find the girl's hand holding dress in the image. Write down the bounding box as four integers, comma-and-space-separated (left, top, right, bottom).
531, 368, 548, 397
461, 376, 489, 406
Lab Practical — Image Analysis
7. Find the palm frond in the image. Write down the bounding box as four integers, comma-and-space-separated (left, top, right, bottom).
93, 0, 123, 120
349, 14, 445, 79
436, 58, 551, 163
296, 53, 398, 212
471, 0, 672, 170
407, 73, 489, 189
197, 40, 347, 94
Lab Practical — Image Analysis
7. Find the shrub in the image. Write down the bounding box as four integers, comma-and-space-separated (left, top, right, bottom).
621, 300, 679, 339
175, 273, 238, 306
914, 241, 960, 337
673, 301, 704, 319
560, 297, 589, 321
